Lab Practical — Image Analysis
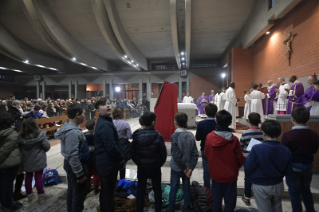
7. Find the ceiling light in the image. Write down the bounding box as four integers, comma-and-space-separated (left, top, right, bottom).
0, 67, 6, 69
266, 31, 270, 35
221, 73, 226, 78
122, 57, 125, 59
124, 55, 128, 59
24, 60, 29, 64
182, 63, 185, 65
72, 57, 76, 61
36, 65, 45, 68
49, 67, 57, 70
92, 67, 97, 70
223, 64, 227, 68
181, 58, 185, 61
131, 60, 134, 63
80, 63, 87, 66
13, 69, 22, 72
181, 52, 185, 55
128, 61, 132, 64
115, 86, 121, 92
136, 64, 139, 66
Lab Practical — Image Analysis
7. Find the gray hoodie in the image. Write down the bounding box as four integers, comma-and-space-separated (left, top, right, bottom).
55, 123, 85, 178
19, 130, 50, 172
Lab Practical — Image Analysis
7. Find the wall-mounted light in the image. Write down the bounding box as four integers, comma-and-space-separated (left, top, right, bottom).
115, 86, 121, 92
221, 73, 226, 78
266, 31, 270, 35
87, 89, 90, 91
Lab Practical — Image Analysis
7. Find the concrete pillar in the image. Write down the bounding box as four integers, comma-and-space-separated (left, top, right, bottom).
103, 79, 107, 98
186, 77, 190, 94
74, 80, 78, 99
41, 81, 46, 99
109, 79, 113, 100
147, 78, 151, 99
68, 80, 72, 99
178, 77, 182, 99
36, 81, 40, 99
139, 79, 143, 101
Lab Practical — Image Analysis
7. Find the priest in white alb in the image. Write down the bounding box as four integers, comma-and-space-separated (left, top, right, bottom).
182, 92, 193, 103
250, 84, 266, 121
275, 77, 291, 114
224, 82, 237, 130
217, 87, 226, 112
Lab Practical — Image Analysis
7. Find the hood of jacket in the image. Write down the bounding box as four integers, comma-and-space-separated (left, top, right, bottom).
132, 128, 159, 147
0, 127, 15, 144
19, 130, 47, 150
54, 123, 81, 140
210, 131, 234, 147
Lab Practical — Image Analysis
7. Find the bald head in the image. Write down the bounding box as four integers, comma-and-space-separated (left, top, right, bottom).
267, 80, 273, 86
307, 76, 315, 85
277, 77, 285, 84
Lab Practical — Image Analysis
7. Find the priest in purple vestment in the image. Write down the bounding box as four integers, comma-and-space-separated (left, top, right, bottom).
208, 90, 215, 103
197, 92, 208, 115
304, 80, 319, 115
287, 75, 304, 114
294, 73, 317, 111
266, 80, 278, 115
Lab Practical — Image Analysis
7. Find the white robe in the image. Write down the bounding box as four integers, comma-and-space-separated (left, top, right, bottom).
244, 94, 251, 120
276, 83, 290, 112
214, 93, 219, 105
183, 96, 193, 103
305, 101, 319, 115
250, 90, 266, 122
218, 92, 226, 112
224, 87, 237, 129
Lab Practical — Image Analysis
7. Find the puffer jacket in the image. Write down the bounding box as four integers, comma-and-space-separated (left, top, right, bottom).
190, 181, 212, 212
131, 128, 167, 168
19, 130, 51, 172
0, 128, 22, 169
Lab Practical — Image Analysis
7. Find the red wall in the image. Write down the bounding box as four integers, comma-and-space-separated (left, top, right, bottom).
190, 76, 220, 100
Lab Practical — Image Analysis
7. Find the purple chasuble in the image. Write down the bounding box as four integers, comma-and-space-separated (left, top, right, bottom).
197, 95, 208, 114
294, 85, 315, 111
209, 94, 215, 102
267, 85, 277, 114
287, 82, 304, 114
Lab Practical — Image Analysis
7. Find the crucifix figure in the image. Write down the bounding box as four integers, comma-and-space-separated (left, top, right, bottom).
283, 32, 294, 66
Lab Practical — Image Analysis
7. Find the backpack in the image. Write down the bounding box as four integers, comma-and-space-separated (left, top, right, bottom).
43, 169, 60, 186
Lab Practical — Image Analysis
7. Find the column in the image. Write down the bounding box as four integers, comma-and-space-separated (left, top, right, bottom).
41, 81, 46, 99
186, 76, 190, 93
109, 79, 113, 100
68, 80, 72, 99
103, 79, 107, 97
74, 80, 78, 99
36, 81, 40, 99
147, 78, 151, 99
139, 78, 143, 100
178, 77, 182, 99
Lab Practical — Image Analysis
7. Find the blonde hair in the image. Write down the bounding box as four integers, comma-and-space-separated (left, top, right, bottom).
112, 107, 124, 119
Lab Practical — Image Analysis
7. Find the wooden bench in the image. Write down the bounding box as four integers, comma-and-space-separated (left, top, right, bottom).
36, 116, 69, 132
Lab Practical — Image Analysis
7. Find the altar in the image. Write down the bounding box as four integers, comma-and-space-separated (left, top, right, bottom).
178, 103, 198, 128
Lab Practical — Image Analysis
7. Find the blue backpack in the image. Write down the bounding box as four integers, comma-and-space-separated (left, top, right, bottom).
43, 169, 60, 186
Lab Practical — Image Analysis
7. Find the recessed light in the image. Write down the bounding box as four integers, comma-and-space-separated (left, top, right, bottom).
124, 55, 128, 59
221, 73, 226, 78
72, 57, 76, 61
131, 60, 134, 63
181, 58, 185, 61
36, 65, 45, 68
266, 31, 270, 34
0, 67, 6, 69
13, 69, 22, 72
182, 63, 185, 65
24, 60, 29, 64
136, 64, 139, 66
49, 67, 57, 70
92, 67, 97, 70
80, 63, 87, 66
128, 61, 131, 64
181, 52, 185, 55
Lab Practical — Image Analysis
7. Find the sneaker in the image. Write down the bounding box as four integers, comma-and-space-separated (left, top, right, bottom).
241, 195, 251, 206
38, 193, 52, 202
27, 193, 36, 203
12, 192, 27, 201
94, 187, 100, 195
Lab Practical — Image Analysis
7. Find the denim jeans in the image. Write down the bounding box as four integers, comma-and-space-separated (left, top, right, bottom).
0, 166, 18, 209
136, 167, 162, 212
168, 169, 191, 212
244, 160, 252, 198
99, 170, 118, 212
286, 163, 315, 212
211, 179, 237, 212
201, 151, 211, 189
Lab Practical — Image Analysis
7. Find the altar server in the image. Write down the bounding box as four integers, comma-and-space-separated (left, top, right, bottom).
182, 92, 194, 104
275, 77, 291, 114
250, 85, 266, 122
224, 82, 237, 130
243, 90, 251, 120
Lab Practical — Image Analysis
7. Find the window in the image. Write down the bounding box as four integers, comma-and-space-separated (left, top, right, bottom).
269, 0, 275, 9
0, 74, 15, 82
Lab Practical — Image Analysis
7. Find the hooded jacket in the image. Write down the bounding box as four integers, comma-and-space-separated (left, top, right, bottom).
0, 127, 22, 169
131, 128, 167, 168
55, 123, 88, 179
19, 130, 51, 172
204, 130, 244, 183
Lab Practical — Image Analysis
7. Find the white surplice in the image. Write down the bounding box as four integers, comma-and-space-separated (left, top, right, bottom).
214, 93, 219, 105
224, 87, 237, 129
250, 90, 266, 122
244, 94, 251, 120
183, 96, 193, 103
218, 92, 226, 112
276, 83, 291, 112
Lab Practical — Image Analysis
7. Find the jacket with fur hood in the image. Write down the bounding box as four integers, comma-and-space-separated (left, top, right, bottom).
19, 130, 51, 172
0, 127, 22, 169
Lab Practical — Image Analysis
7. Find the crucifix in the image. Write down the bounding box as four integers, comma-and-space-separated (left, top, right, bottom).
283, 32, 294, 66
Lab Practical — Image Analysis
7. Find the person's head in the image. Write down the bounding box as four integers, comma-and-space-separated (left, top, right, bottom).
277, 77, 285, 84
0, 104, 8, 113
222, 87, 226, 92
20, 118, 40, 139
85, 119, 95, 131
141, 112, 156, 128
87, 100, 91, 105
244, 90, 250, 95
34, 105, 41, 111
258, 83, 263, 89
202, 92, 205, 96
307, 76, 315, 85
186, 92, 190, 96
252, 84, 258, 90
0, 112, 14, 130
41, 105, 47, 111
112, 107, 124, 119
205, 103, 217, 118
67, 104, 85, 125
215, 110, 232, 127
248, 112, 261, 127
139, 117, 145, 128
174, 112, 188, 128
267, 80, 273, 86
261, 120, 281, 140
95, 98, 112, 117
313, 80, 319, 90
12, 100, 21, 109
38, 98, 42, 103
289, 75, 297, 83
291, 107, 310, 125
229, 82, 236, 89
211, 90, 215, 95
6, 100, 12, 107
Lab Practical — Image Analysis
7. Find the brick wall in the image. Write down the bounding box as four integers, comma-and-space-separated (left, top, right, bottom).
190, 76, 220, 100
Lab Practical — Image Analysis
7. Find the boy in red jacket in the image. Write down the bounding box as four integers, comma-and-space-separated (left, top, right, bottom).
205, 110, 244, 212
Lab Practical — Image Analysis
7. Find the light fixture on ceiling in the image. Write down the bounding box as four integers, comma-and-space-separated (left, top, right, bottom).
92, 67, 97, 70
49, 67, 57, 70
0, 67, 6, 69
86, 89, 90, 91
266, 31, 270, 35
115, 86, 121, 92
24, 60, 29, 64
181, 52, 185, 55
223, 63, 227, 68
80, 63, 87, 66
181, 58, 185, 61
136, 64, 139, 66
128, 61, 132, 64
36, 65, 45, 68
131, 60, 134, 63
13, 69, 22, 72
72, 57, 76, 61
124, 55, 128, 59
182, 63, 185, 65
221, 73, 226, 78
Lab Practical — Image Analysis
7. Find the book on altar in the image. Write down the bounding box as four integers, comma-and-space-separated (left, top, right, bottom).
246, 138, 262, 151
258, 87, 268, 94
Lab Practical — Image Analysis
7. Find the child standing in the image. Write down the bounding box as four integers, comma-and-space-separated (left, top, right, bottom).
205, 110, 244, 212
245, 120, 292, 212
131, 112, 167, 212
168, 112, 198, 212
19, 118, 51, 202
243, 90, 251, 120
84, 120, 100, 195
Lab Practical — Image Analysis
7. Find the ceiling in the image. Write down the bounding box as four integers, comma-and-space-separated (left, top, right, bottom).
0, 0, 255, 75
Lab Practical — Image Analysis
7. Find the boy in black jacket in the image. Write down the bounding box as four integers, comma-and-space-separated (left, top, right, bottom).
131, 112, 167, 212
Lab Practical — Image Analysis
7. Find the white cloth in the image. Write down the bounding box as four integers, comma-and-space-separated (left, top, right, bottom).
305, 101, 319, 115
244, 94, 251, 119
177, 103, 198, 110
276, 83, 290, 112
183, 96, 193, 103
214, 93, 219, 104
224, 87, 237, 129
218, 92, 226, 111
250, 90, 266, 122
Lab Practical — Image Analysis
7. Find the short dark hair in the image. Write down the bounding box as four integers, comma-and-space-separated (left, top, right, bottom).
139, 117, 144, 126
141, 112, 156, 127
291, 75, 297, 81
0, 112, 14, 130
216, 110, 232, 127
252, 84, 258, 89
261, 120, 281, 138
244, 90, 247, 94
85, 119, 95, 130
67, 103, 83, 119
205, 103, 217, 117
112, 107, 124, 119
95, 98, 107, 109
41, 105, 47, 110
314, 80, 319, 85
174, 112, 188, 128
248, 112, 261, 126
34, 105, 41, 111
291, 107, 310, 124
